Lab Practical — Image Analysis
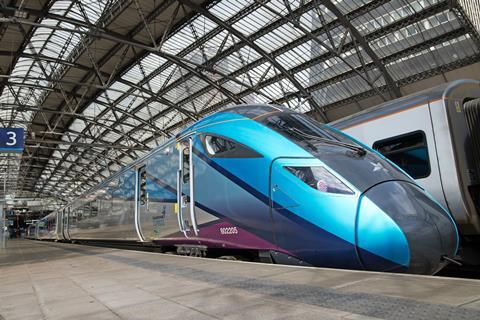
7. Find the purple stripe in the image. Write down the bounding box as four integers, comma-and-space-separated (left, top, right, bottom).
154, 219, 292, 255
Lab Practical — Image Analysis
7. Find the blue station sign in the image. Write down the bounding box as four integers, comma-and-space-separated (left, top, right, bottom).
0, 128, 24, 152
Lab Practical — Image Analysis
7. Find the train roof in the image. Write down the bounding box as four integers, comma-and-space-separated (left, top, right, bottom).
60, 104, 293, 209
331, 79, 480, 130
223, 104, 291, 118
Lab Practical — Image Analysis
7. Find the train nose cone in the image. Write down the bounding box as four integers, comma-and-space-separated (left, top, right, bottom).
357, 181, 459, 274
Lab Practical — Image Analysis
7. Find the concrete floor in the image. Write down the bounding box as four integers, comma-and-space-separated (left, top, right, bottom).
1, 240, 480, 320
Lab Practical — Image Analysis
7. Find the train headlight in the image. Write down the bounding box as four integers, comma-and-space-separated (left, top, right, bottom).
286, 166, 353, 195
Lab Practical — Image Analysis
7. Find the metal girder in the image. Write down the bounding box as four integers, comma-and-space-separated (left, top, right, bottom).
0, 4, 239, 101
0, 0, 138, 199
299, 27, 469, 100
26, 147, 126, 193
66, 0, 469, 194
1, 0, 478, 202
1, 83, 164, 138
143, 1, 316, 108
146, 0, 394, 125
34, 143, 134, 195
180, 0, 328, 122
105, 1, 264, 109
0, 103, 156, 136
2, 77, 195, 135
45, 1, 314, 194
21, 1, 204, 197
34, 1, 223, 195
0, 0, 54, 106
319, 53, 480, 115
51, 0, 179, 127
253, 1, 392, 102
7, 3, 79, 128
2, 76, 187, 135
450, 0, 480, 49
21, 130, 136, 186
0, 50, 94, 72
163, 35, 470, 133
8, 6, 169, 135
40, 24, 245, 121
15, 164, 104, 184
165, 0, 454, 122
318, 0, 401, 99
24, 0, 320, 196
25, 139, 149, 151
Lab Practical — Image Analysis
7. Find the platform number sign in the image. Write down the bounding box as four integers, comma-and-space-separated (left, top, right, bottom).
0, 128, 24, 152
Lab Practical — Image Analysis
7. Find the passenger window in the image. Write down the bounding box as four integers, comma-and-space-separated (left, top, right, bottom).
182, 145, 190, 183
202, 135, 262, 158
373, 131, 430, 179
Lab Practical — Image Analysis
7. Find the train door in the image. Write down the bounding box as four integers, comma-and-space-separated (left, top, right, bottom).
135, 166, 146, 241
63, 207, 70, 240
136, 142, 179, 241
59, 210, 63, 240
176, 136, 200, 238
270, 158, 303, 256
55, 211, 62, 240
269, 157, 360, 267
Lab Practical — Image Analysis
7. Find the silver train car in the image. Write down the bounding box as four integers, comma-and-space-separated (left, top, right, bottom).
333, 79, 480, 237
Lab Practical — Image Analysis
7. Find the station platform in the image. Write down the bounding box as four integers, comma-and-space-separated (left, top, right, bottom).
1, 240, 480, 320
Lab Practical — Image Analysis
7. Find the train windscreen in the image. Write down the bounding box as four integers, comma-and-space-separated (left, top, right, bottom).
258, 112, 412, 192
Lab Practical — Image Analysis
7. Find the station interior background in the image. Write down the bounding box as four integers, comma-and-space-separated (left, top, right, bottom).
0, 0, 479, 237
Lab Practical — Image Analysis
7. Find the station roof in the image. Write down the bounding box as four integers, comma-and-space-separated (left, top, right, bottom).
0, 0, 479, 204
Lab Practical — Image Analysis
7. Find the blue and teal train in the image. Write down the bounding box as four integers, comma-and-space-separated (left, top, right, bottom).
30, 105, 460, 275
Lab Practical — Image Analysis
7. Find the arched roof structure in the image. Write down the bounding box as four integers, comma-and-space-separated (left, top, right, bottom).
0, 0, 479, 203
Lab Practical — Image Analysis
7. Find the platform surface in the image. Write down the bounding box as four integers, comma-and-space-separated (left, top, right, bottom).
1, 240, 480, 320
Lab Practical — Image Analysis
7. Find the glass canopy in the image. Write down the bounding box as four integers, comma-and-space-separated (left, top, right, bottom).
0, 0, 478, 202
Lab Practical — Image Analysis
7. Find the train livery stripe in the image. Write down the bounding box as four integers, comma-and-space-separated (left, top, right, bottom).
192, 147, 270, 206
192, 146, 406, 270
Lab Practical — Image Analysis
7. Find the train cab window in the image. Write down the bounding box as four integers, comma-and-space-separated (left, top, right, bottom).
373, 131, 430, 179
202, 135, 262, 158
286, 166, 354, 195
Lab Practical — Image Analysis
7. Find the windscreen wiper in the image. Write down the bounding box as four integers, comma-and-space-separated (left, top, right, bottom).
282, 127, 319, 151
288, 127, 367, 156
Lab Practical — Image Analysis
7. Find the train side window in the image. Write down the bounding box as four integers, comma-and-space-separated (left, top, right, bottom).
373, 131, 431, 179
182, 146, 190, 183
201, 135, 262, 158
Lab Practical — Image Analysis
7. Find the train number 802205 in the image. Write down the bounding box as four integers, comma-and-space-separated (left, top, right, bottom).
220, 227, 238, 235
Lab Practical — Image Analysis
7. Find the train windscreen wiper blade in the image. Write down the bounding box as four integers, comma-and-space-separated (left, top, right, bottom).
284, 127, 318, 151
288, 127, 367, 156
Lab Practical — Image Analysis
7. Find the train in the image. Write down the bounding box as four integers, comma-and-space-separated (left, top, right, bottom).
29, 104, 460, 275
334, 79, 480, 239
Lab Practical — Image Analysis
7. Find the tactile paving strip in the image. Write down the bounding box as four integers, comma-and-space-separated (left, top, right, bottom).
48, 244, 480, 320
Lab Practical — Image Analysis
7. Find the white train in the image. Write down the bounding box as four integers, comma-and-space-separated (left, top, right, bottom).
334, 79, 480, 238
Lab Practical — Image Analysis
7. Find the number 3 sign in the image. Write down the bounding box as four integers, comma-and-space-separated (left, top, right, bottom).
0, 128, 24, 152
